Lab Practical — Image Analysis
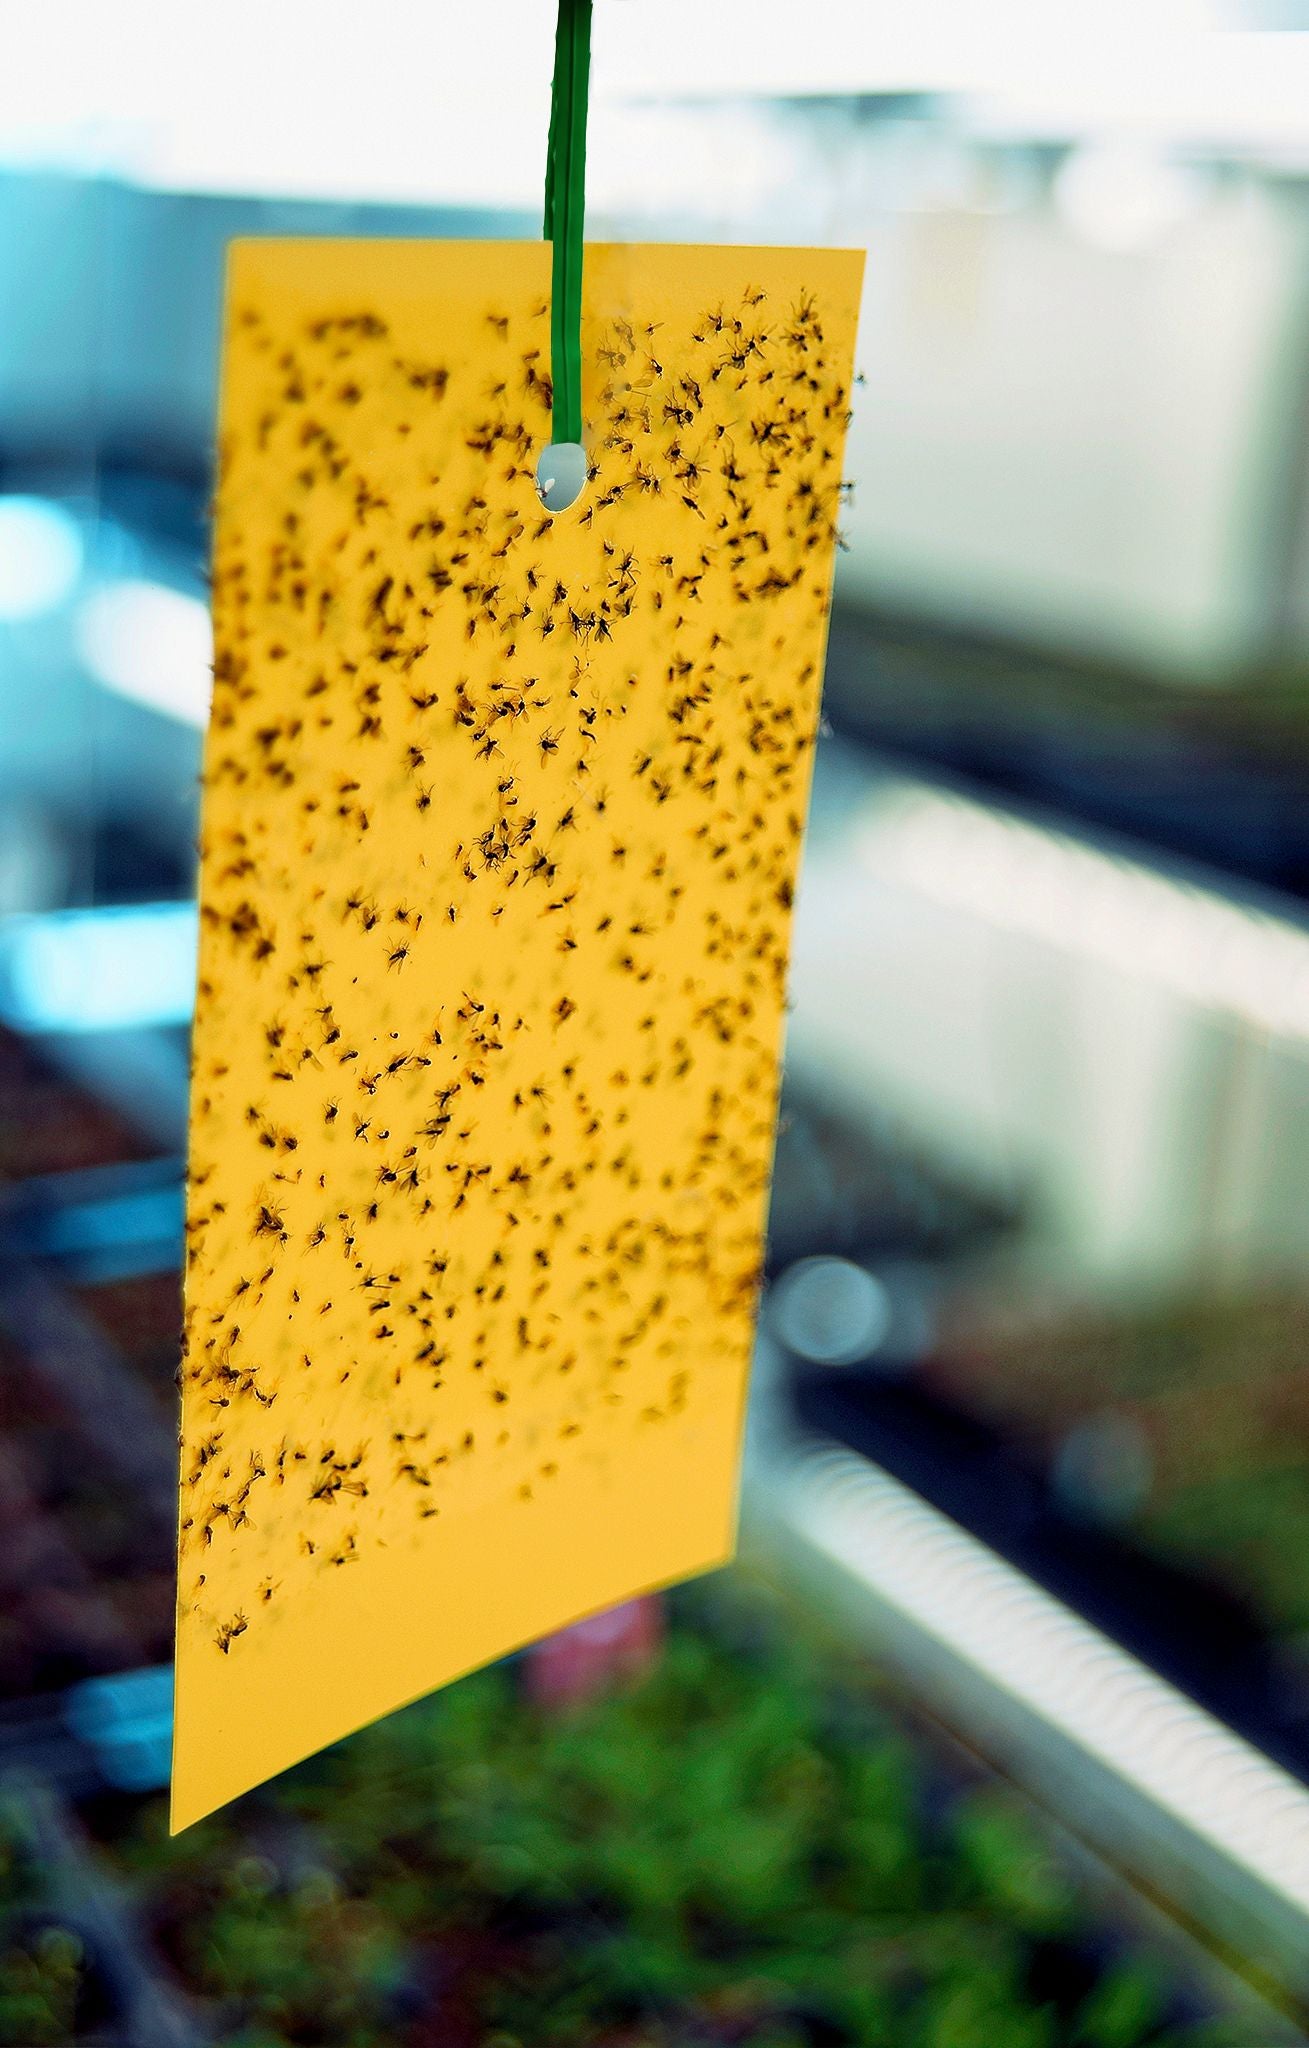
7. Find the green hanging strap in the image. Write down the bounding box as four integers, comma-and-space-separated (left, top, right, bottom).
544, 0, 592, 447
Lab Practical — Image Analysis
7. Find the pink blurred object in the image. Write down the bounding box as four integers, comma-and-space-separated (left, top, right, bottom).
524, 1594, 664, 1708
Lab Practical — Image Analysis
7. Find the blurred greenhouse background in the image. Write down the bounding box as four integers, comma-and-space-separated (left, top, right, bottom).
4, 1, 1309, 2041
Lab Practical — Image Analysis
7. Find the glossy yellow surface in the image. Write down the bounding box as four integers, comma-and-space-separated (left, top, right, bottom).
174, 239, 862, 1829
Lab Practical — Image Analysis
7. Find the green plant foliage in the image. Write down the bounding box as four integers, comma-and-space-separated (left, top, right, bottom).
0, 1583, 1284, 2044
0, 1925, 85, 2047
1075, 1959, 1167, 2048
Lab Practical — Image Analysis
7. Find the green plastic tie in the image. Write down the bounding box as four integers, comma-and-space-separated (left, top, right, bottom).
543, 0, 592, 448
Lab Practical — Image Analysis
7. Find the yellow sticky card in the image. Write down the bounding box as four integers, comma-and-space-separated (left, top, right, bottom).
174, 239, 863, 1829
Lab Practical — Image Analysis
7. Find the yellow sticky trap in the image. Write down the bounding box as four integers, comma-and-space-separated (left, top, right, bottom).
174, 240, 863, 1829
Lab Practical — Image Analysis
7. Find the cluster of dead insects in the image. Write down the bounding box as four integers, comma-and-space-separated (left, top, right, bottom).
183, 276, 853, 1654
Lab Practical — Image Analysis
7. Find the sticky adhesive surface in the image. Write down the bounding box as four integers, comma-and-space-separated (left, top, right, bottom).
174, 240, 863, 1828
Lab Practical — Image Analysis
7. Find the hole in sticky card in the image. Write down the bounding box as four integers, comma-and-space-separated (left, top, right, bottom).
535, 442, 587, 513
